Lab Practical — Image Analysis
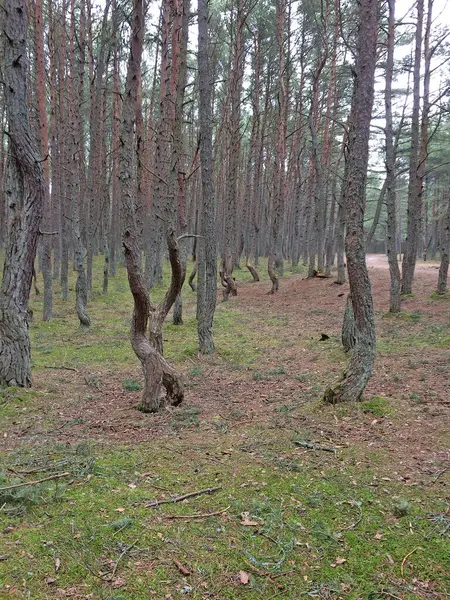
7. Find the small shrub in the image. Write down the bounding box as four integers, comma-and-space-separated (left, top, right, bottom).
392, 499, 410, 518
264, 365, 285, 376
361, 396, 391, 417
122, 379, 142, 392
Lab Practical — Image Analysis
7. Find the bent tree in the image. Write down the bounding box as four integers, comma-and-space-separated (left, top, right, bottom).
119, 0, 185, 413
0, 0, 45, 386
323, 0, 377, 403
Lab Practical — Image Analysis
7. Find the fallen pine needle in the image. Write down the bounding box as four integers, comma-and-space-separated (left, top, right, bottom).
0, 472, 71, 492
401, 546, 422, 577
166, 506, 230, 519
174, 559, 190, 576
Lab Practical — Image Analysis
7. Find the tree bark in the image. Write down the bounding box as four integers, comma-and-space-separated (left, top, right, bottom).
342, 294, 357, 352
0, 0, 45, 386
323, 0, 377, 404
120, 0, 185, 412
385, 0, 401, 313
196, 0, 217, 354
401, 0, 424, 294
34, 0, 52, 322
437, 197, 450, 294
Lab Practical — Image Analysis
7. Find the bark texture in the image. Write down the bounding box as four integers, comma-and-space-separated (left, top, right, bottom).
401, 0, 424, 294
385, 0, 401, 313
341, 294, 357, 352
436, 197, 450, 294
323, 0, 377, 404
119, 0, 185, 412
0, 0, 45, 386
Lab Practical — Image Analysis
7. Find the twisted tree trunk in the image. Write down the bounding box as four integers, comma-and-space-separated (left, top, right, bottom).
0, 0, 45, 386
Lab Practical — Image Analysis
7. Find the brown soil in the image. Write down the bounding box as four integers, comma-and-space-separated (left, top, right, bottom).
3, 255, 450, 485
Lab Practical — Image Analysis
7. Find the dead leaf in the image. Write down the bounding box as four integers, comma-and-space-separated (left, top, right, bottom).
241, 518, 263, 527
239, 571, 249, 584
46, 577, 57, 585
331, 557, 346, 567
111, 577, 126, 589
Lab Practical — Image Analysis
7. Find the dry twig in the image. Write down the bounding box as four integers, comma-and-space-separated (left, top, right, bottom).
145, 486, 222, 508
400, 546, 422, 577
0, 472, 70, 492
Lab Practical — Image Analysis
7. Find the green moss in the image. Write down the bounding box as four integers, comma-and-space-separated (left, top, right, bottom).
361, 396, 392, 417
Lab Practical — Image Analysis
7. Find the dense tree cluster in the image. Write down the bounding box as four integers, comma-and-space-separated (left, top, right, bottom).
1, 0, 449, 404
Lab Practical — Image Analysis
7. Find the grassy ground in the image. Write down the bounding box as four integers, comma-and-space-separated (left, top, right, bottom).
0, 255, 449, 599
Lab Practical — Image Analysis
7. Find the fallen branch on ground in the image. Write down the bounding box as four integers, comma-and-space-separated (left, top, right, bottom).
43, 366, 78, 372
165, 506, 230, 520
401, 546, 422, 577
145, 486, 222, 508
0, 472, 71, 492
294, 441, 337, 453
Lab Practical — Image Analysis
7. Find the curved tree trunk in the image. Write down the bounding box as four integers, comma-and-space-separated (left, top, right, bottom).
120, 0, 186, 412
246, 263, 260, 282
0, 0, 45, 387
323, 0, 377, 404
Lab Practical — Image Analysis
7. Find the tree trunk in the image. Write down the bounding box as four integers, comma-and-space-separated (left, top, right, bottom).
401, 0, 424, 294
323, 0, 377, 404
436, 197, 450, 294
342, 294, 357, 352
0, 0, 45, 386
385, 0, 401, 313
196, 0, 217, 353
120, 0, 185, 412
34, 0, 52, 322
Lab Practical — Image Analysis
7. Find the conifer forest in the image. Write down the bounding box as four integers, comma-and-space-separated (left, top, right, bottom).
0, 0, 449, 598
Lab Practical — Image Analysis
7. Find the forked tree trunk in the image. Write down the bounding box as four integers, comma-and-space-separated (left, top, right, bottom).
120, 0, 185, 412
323, 0, 377, 404
0, 0, 45, 386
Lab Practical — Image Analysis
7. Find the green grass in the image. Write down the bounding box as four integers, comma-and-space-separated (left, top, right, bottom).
1, 254, 449, 598
0, 436, 448, 599
360, 396, 392, 417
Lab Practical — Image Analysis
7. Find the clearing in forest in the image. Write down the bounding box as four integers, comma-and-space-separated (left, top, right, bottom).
0, 255, 449, 600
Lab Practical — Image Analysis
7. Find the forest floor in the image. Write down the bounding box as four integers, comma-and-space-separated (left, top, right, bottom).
0, 255, 449, 600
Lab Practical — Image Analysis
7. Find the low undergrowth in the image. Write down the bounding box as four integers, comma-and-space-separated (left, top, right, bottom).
0, 255, 449, 599
1, 432, 448, 599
